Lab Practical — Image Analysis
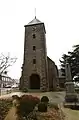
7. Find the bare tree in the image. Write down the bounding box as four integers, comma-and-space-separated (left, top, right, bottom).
0, 53, 17, 94
0, 53, 17, 75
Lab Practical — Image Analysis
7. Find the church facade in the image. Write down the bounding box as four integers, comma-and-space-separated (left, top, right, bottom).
19, 17, 59, 91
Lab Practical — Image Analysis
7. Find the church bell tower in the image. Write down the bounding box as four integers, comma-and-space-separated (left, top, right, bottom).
20, 17, 48, 91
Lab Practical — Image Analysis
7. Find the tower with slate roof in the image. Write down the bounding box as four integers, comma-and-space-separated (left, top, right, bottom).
20, 17, 48, 91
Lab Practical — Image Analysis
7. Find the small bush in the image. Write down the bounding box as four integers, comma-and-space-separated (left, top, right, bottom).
21, 88, 28, 92
41, 96, 49, 103
38, 102, 47, 112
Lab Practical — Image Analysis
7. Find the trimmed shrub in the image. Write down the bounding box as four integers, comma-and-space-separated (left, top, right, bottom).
41, 96, 49, 103
38, 102, 47, 112
21, 88, 28, 92
19, 95, 40, 116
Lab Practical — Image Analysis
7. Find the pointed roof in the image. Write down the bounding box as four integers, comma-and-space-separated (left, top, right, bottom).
27, 17, 43, 25
24, 17, 46, 33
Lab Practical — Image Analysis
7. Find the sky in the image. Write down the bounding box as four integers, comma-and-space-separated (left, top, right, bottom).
0, 0, 79, 79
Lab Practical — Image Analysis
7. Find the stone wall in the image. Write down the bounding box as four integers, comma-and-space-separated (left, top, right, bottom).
47, 57, 59, 91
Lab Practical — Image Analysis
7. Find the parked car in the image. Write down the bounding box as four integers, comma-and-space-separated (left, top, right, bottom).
5, 85, 12, 88
11, 84, 18, 88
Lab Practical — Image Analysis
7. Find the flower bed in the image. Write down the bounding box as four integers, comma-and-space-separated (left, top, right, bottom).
26, 107, 64, 120
0, 95, 64, 120
0, 99, 12, 120
37, 108, 64, 120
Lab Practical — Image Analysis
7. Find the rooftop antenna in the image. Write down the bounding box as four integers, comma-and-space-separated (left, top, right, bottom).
35, 8, 36, 19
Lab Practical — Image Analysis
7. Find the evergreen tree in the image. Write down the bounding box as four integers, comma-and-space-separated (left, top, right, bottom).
60, 44, 79, 82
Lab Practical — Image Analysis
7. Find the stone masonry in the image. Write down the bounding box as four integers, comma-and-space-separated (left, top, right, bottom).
20, 17, 59, 91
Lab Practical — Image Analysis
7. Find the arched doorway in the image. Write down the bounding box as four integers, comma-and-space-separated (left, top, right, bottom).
30, 74, 40, 89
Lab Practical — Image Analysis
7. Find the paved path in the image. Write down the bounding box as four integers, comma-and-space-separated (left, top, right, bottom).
4, 107, 19, 120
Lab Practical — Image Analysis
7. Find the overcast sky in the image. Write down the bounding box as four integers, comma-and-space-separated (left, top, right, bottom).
0, 0, 79, 79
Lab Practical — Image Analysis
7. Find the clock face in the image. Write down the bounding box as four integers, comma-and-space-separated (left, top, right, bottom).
32, 27, 36, 31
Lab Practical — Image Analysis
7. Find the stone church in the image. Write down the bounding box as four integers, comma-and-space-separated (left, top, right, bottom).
19, 17, 59, 91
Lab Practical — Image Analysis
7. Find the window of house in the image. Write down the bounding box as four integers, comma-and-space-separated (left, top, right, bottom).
33, 34, 36, 38
33, 59, 36, 64
33, 46, 36, 50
